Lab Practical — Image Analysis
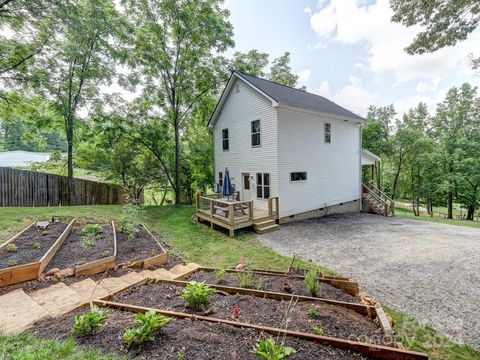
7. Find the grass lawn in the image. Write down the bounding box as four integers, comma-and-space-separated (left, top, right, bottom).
395, 207, 480, 229
0, 205, 479, 360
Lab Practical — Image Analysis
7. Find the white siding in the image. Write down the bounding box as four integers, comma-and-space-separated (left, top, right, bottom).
277, 107, 361, 217
214, 79, 278, 210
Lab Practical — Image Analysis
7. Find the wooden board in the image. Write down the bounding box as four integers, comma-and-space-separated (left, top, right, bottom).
94, 299, 428, 360
0, 222, 35, 249
30, 282, 83, 317
153, 278, 376, 318
68, 278, 110, 304
198, 266, 359, 296
0, 289, 49, 335
38, 218, 76, 275
74, 221, 117, 277
0, 262, 40, 287
140, 224, 167, 268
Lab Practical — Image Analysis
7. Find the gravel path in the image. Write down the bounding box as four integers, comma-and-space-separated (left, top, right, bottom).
258, 213, 480, 349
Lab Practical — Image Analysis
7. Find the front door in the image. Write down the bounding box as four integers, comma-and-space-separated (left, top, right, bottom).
241, 173, 251, 201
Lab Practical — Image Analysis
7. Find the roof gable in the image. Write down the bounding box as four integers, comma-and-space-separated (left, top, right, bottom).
209, 71, 365, 128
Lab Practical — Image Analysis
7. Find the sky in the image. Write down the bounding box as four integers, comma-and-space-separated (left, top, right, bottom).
224, 0, 480, 117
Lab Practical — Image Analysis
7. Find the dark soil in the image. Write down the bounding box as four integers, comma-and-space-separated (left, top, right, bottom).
0, 221, 67, 268
30, 307, 370, 359
46, 223, 114, 271
112, 283, 388, 345
116, 225, 165, 265
188, 271, 358, 303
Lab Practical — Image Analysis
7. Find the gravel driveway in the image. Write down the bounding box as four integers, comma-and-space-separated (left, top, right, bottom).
258, 213, 480, 349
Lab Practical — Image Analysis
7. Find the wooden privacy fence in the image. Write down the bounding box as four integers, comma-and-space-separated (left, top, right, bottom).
0, 167, 141, 207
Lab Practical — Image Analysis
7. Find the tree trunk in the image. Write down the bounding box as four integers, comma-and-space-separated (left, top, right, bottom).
391, 151, 403, 200
447, 191, 453, 219
467, 206, 474, 221
160, 182, 168, 206
66, 115, 74, 205
174, 118, 181, 205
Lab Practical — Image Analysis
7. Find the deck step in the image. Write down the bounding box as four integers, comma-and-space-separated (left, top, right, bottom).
254, 224, 279, 234
169, 263, 201, 279
68, 278, 109, 303
253, 219, 276, 228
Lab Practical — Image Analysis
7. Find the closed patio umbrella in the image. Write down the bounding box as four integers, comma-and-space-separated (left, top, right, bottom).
223, 167, 233, 200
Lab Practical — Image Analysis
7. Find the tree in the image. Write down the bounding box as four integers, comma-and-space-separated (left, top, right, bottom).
390, 0, 480, 67
35, 0, 121, 204
433, 83, 479, 219
231, 50, 269, 77
269, 52, 298, 87
122, 0, 234, 204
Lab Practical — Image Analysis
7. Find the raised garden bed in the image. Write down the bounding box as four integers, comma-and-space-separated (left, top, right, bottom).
187, 268, 359, 302
30, 306, 372, 359
0, 219, 75, 287
115, 224, 167, 269
46, 221, 117, 277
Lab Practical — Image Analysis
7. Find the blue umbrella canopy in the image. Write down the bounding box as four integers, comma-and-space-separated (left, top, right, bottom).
223, 167, 233, 199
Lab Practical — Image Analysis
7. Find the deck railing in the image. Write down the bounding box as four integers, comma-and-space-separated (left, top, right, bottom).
196, 196, 254, 225
268, 196, 280, 220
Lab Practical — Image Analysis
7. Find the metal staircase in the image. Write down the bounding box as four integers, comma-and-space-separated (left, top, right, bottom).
362, 182, 395, 217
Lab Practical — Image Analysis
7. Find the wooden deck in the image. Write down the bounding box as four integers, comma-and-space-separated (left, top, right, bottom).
196, 195, 279, 237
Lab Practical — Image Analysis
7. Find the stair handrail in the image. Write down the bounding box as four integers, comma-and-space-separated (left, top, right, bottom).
362, 182, 395, 216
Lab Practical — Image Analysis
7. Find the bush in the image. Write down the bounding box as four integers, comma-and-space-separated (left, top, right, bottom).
72, 306, 108, 337
304, 269, 321, 296
236, 269, 255, 289
180, 281, 216, 311
82, 224, 102, 237
254, 337, 296, 360
123, 310, 174, 348
120, 203, 140, 242
6, 243, 17, 253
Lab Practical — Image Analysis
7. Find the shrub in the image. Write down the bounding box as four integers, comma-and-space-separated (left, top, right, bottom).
216, 268, 227, 283
236, 269, 255, 289
120, 203, 140, 242
32, 242, 41, 250
82, 224, 102, 237
313, 327, 324, 336
308, 307, 320, 319
7, 259, 17, 267
254, 337, 296, 360
304, 269, 321, 296
123, 310, 174, 348
72, 306, 108, 337
180, 281, 216, 311
6, 243, 17, 253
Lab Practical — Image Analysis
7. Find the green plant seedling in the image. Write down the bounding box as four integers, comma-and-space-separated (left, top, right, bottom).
308, 307, 320, 319
7, 259, 17, 267
236, 269, 255, 289
254, 337, 296, 359
82, 237, 95, 249
216, 268, 226, 283
304, 269, 321, 296
313, 327, 324, 336
6, 243, 17, 253
82, 224, 102, 237
123, 309, 174, 348
32, 242, 41, 250
100, 250, 110, 257
72, 306, 108, 337
180, 281, 216, 311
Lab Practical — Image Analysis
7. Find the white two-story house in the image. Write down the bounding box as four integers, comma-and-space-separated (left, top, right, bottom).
198, 71, 368, 236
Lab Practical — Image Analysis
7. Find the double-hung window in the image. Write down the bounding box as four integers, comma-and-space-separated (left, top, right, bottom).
222, 128, 229, 150
256, 173, 270, 199
218, 172, 223, 188
251, 120, 261, 147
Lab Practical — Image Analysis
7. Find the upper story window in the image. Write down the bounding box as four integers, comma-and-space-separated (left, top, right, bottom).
290, 172, 307, 182
222, 128, 229, 151
324, 122, 331, 144
251, 119, 261, 147
218, 172, 223, 187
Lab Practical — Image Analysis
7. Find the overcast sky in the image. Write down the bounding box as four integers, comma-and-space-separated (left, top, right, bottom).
225, 0, 480, 117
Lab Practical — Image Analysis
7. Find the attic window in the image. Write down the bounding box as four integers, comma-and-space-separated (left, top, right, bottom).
222, 128, 229, 150
324, 122, 331, 144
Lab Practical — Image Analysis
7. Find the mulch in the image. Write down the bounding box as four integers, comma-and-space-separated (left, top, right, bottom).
30, 307, 371, 359
111, 282, 387, 345
46, 223, 114, 271
115, 225, 165, 265
0, 221, 67, 268
187, 270, 358, 303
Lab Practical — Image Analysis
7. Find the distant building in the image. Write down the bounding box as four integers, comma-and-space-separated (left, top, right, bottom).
0, 150, 54, 168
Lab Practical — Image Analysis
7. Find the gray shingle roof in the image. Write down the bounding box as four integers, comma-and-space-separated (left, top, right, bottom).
235, 71, 365, 122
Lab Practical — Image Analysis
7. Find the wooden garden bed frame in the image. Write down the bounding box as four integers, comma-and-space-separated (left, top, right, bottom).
196, 266, 359, 296
74, 221, 118, 277
92, 298, 427, 360
0, 219, 75, 287
139, 224, 167, 269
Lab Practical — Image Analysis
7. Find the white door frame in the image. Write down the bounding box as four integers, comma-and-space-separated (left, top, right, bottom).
241, 172, 252, 202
